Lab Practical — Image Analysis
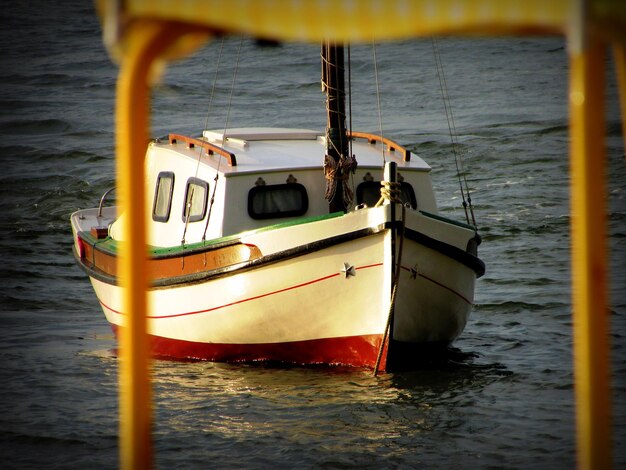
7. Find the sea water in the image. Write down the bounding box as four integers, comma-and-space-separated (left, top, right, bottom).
1, 1, 625, 468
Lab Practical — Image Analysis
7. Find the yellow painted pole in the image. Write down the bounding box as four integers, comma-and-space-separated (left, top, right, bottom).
116, 22, 156, 470
569, 37, 612, 469
116, 20, 205, 469
614, 45, 626, 150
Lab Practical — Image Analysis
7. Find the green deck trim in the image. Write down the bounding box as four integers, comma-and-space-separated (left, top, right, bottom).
152, 211, 344, 255
419, 210, 477, 231
79, 232, 118, 254
82, 211, 345, 257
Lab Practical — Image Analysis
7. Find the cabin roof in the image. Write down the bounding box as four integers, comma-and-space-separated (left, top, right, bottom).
159, 127, 431, 176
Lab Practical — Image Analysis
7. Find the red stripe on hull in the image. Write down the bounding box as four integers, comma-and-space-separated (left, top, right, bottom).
99, 263, 384, 320
110, 325, 385, 368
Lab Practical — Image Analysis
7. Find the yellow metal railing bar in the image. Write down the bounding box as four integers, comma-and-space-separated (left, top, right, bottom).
569, 37, 612, 469
614, 45, 626, 150
115, 19, 210, 469
119, 0, 570, 42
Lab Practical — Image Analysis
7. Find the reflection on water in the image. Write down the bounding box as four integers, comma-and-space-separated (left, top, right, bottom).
147, 350, 513, 467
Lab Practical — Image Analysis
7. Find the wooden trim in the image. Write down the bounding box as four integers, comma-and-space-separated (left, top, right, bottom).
76, 225, 386, 288
348, 131, 411, 162
77, 231, 261, 281
169, 133, 237, 166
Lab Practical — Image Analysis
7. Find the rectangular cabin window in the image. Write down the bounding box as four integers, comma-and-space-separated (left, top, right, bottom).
248, 183, 309, 219
182, 177, 209, 223
152, 172, 175, 222
356, 181, 417, 209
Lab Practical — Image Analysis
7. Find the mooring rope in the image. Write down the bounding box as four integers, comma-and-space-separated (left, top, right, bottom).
375, 180, 401, 207
373, 184, 407, 376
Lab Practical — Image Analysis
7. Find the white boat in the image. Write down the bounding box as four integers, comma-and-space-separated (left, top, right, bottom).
71, 45, 484, 371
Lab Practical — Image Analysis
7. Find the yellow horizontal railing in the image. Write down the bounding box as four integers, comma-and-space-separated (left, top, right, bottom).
136, 0, 569, 39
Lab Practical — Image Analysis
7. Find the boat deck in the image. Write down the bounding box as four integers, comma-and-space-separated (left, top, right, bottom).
159, 127, 431, 175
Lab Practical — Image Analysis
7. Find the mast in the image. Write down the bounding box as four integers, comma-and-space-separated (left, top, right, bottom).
321, 42, 355, 213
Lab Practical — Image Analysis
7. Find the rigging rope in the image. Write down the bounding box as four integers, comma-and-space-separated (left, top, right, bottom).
182, 38, 226, 247
204, 38, 226, 134
431, 38, 477, 227
347, 44, 355, 196
202, 38, 227, 244
198, 37, 243, 247
181, 186, 194, 247
182, 37, 244, 248
202, 37, 244, 247
222, 37, 244, 144
372, 41, 386, 165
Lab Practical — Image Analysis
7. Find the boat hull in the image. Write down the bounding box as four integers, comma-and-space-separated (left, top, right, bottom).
90, 230, 390, 367
394, 234, 477, 343
114, 326, 384, 367
73, 203, 483, 369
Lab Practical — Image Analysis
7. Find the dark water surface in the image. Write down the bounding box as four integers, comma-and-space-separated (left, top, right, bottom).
1, 1, 625, 468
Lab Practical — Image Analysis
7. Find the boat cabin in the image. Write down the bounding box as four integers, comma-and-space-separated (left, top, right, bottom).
109, 127, 437, 248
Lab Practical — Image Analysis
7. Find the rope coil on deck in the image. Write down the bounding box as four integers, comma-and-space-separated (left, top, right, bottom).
323, 153, 357, 207
375, 180, 402, 207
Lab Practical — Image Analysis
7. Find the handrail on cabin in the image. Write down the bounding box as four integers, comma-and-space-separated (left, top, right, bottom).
169, 133, 237, 166
348, 130, 411, 162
